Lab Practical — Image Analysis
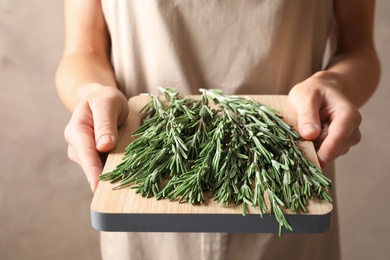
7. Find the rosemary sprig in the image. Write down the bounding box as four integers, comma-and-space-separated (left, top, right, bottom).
99, 88, 332, 234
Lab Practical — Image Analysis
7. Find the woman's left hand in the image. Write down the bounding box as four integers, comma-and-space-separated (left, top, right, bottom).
288, 71, 362, 169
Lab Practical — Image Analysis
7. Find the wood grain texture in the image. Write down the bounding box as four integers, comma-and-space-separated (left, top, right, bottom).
91, 95, 333, 233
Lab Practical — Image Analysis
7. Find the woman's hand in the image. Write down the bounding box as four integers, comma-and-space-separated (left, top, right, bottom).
64, 86, 129, 192
288, 71, 362, 169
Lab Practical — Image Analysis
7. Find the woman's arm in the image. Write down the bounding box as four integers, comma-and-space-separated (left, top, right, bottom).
56, 0, 117, 110
325, 0, 380, 106
289, 0, 380, 169
56, 0, 128, 192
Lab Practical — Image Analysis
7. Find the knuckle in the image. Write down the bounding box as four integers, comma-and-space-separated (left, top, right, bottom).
350, 129, 362, 146
354, 111, 362, 125
64, 124, 73, 143
340, 148, 350, 156
64, 120, 81, 144
343, 104, 361, 121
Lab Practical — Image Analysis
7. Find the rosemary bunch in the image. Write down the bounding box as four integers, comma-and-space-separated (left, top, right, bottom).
99, 88, 332, 234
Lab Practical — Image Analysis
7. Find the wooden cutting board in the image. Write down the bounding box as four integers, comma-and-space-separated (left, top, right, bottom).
91, 95, 333, 233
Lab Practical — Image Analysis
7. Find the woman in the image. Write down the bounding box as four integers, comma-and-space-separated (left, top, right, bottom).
56, 0, 380, 259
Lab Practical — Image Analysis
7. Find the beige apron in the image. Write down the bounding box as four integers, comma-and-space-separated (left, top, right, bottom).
100, 0, 340, 259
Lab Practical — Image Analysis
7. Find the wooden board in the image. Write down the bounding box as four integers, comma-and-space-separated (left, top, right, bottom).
91, 95, 333, 233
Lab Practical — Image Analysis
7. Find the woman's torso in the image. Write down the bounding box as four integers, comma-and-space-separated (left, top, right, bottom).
102, 0, 333, 98
99, 1, 340, 260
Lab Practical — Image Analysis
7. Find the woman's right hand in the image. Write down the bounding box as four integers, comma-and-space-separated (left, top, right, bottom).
64, 85, 129, 192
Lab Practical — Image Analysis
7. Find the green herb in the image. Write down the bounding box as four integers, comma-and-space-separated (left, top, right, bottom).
99, 87, 332, 235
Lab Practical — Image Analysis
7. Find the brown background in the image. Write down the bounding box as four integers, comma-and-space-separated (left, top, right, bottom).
0, 1, 389, 259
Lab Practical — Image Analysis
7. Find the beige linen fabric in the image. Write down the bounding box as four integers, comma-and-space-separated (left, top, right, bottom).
100, 0, 340, 259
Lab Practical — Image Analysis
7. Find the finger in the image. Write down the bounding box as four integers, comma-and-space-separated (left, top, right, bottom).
77, 146, 102, 193
289, 91, 322, 140
93, 111, 117, 152
313, 122, 329, 151
68, 143, 104, 173
72, 127, 103, 193
316, 110, 361, 168
67, 145, 77, 163
348, 128, 362, 148
67, 137, 102, 192
65, 105, 102, 192
338, 128, 362, 157
90, 98, 125, 153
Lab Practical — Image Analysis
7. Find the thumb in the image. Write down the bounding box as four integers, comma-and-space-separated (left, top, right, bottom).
289, 94, 322, 141
92, 103, 120, 153
299, 121, 320, 140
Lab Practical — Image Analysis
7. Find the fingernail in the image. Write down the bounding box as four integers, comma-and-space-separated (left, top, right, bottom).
97, 135, 113, 147
301, 124, 317, 136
